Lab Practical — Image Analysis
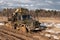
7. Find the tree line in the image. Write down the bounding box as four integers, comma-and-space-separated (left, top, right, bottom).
0, 8, 60, 18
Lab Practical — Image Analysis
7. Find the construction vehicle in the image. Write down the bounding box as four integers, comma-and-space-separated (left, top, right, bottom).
5, 8, 47, 32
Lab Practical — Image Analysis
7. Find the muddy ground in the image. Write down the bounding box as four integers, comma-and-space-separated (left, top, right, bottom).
0, 25, 60, 40
0, 18, 60, 40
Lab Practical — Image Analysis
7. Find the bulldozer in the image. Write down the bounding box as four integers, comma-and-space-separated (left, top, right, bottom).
5, 8, 47, 33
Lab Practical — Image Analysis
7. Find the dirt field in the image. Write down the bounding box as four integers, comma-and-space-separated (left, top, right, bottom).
0, 26, 60, 40
0, 17, 60, 40
0, 26, 50, 40
38, 17, 60, 23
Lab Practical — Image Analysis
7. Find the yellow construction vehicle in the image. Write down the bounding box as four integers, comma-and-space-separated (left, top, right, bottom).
5, 8, 47, 33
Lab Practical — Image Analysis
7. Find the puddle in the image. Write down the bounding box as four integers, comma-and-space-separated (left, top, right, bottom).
41, 22, 60, 27
0, 23, 4, 25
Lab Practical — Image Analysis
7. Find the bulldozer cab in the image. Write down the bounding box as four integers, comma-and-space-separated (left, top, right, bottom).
22, 14, 32, 20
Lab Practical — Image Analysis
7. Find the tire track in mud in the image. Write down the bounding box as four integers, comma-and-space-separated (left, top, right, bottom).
0, 26, 35, 40
0, 30, 25, 40
0, 32, 20, 40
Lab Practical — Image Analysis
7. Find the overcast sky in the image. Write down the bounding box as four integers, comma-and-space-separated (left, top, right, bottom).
0, 0, 60, 10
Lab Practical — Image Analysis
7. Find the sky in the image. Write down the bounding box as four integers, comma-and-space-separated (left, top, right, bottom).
0, 0, 60, 10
